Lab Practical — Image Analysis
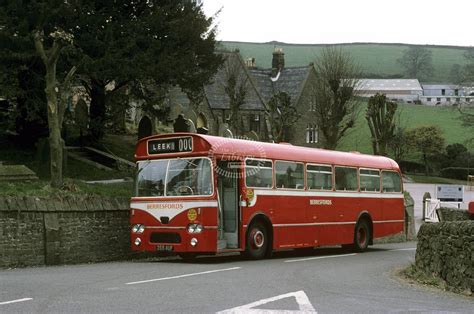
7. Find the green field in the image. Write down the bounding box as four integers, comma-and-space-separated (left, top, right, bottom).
221, 42, 469, 83
337, 102, 474, 154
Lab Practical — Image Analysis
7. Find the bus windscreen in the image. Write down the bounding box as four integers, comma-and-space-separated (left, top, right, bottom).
136, 158, 213, 197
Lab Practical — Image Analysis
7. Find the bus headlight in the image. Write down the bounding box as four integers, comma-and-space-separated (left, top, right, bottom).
190, 238, 198, 247
132, 224, 145, 234
187, 223, 203, 234
134, 237, 142, 246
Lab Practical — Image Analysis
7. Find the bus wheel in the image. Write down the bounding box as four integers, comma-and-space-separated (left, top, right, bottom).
353, 219, 370, 252
245, 221, 268, 260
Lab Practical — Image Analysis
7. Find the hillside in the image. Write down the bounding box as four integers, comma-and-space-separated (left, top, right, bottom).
221, 42, 470, 83
337, 102, 474, 154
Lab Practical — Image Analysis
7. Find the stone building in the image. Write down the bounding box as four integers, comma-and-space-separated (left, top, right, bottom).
137, 48, 319, 146
249, 48, 318, 147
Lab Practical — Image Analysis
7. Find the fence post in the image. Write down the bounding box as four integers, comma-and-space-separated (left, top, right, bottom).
422, 192, 431, 222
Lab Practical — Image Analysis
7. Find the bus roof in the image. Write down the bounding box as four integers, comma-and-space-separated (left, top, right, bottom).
135, 133, 400, 171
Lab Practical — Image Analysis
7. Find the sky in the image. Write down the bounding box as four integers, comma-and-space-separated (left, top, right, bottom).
202, 0, 474, 47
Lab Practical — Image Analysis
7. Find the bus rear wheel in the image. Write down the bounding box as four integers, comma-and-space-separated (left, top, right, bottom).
244, 221, 269, 260
353, 219, 370, 252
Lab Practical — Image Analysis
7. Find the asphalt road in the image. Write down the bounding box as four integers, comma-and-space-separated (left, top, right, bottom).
1, 242, 472, 313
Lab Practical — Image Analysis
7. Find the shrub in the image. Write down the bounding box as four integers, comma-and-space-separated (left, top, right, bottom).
399, 160, 425, 173
440, 167, 474, 180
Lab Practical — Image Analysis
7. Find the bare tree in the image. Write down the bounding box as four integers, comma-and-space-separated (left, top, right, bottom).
311, 47, 361, 150
34, 29, 76, 188
397, 46, 434, 81
366, 93, 397, 156
222, 53, 248, 135
266, 91, 299, 142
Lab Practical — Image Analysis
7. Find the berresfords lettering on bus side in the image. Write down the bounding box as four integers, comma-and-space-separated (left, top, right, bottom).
310, 199, 332, 205
147, 203, 184, 210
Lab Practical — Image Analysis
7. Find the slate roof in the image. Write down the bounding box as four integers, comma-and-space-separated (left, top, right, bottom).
357, 79, 422, 91
204, 52, 266, 111
250, 66, 311, 105
421, 84, 458, 90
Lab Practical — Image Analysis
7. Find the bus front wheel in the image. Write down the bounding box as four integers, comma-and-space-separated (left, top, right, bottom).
244, 221, 269, 260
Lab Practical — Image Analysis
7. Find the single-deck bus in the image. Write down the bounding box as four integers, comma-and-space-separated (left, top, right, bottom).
130, 133, 404, 259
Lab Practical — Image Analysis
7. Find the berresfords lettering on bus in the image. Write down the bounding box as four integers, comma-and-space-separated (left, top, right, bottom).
146, 203, 184, 210
310, 199, 332, 205
131, 201, 218, 223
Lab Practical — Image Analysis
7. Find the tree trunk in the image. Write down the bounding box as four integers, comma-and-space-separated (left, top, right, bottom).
89, 79, 107, 142
379, 140, 387, 156
423, 153, 429, 175
44, 64, 63, 188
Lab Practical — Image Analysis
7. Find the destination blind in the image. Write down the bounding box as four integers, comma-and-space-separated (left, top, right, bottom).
148, 137, 193, 155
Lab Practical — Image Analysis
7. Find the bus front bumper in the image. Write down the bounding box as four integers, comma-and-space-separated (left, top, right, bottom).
131, 227, 218, 254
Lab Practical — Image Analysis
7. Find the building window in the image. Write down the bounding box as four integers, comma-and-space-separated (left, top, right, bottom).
456, 98, 460, 102
442, 89, 445, 96
306, 124, 318, 144
446, 97, 451, 102
427, 98, 431, 102
250, 114, 260, 133
455, 89, 459, 96
436, 97, 441, 102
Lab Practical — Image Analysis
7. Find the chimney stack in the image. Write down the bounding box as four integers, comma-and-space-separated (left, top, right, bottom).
272, 48, 284, 77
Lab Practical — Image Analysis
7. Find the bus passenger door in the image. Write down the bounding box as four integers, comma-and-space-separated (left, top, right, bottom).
217, 161, 240, 249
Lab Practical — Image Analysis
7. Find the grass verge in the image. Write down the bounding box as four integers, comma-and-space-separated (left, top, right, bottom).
399, 264, 447, 290
399, 263, 473, 296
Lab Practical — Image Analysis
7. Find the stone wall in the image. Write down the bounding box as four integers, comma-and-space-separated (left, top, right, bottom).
437, 207, 471, 221
0, 196, 130, 268
415, 221, 473, 293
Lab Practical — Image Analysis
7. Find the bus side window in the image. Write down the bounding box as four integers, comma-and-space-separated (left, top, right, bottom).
382, 171, 402, 193
275, 161, 304, 189
307, 164, 333, 190
335, 166, 358, 191
359, 169, 380, 192
245, 159, 273, 188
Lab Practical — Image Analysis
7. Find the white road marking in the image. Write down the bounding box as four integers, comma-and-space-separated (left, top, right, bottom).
126, 267, 241, 285
284, 253, 357, 263
388, 248, 417, 252
217, 290, 317, 313
0, 298, 33, 305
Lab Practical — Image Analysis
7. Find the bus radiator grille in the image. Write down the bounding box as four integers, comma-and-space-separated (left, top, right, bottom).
150, 232, 181, 244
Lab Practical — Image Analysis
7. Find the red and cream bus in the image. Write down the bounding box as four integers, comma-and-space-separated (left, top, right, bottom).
130, 133, 404, 260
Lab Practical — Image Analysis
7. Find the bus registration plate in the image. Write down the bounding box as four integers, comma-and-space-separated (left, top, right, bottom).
156, 245, 174, 252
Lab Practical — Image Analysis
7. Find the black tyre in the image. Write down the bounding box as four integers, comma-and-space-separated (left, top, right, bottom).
244, 221, 269, 260
353, 219, 370, 252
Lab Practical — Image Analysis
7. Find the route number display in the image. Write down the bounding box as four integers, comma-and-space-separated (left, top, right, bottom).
148, 137, 193, 155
